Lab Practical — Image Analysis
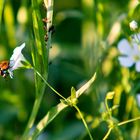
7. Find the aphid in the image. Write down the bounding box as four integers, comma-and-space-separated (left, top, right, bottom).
43, 25, 47, 31
42, 18, 49, 24
44, 34, 48, 41
0, 61, 10, 78
48, 25, 55, 34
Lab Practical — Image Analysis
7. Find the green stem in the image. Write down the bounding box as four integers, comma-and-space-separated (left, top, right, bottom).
118, 116, 140, 126
21, 67, 66, 139
102, 116, 140, 140
34, 68, 67, 101
102, 128, 112, 140
30, 102, 68, 139
74, 105, 94, 140
22, 84, 45, 140
105, 98, 109, 112
105, 98, 111, 118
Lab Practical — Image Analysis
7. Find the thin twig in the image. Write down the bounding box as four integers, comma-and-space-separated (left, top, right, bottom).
102, 128, 112, 140
118, 116, 140, 126
34, 68, 67, 101
74, 105, 94, 140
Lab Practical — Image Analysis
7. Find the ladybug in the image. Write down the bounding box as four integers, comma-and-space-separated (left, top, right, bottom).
0, 61, 10, 78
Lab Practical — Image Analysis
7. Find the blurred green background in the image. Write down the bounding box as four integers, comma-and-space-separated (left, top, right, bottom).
0, 0, 140, 139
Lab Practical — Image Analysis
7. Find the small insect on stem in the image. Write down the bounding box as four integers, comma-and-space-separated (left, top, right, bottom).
44, 34, 48, 41
44, 25, 55, 42
48, 25, 55, 34
42, 18, 51, 24
43, 25, 47, 31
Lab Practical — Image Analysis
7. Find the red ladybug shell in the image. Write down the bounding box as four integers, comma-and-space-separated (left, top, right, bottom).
0, 61, 9, 78
0, 61, 9, 70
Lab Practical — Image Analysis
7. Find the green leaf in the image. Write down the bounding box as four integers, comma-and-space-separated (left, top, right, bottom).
30, 102, 68, 139
29, 74, 96, 139
76, 73, 96, 98
60, 99, 69, 105
31, 0, 48, 73
71, 87, 76, 100
22, 0, 49, 138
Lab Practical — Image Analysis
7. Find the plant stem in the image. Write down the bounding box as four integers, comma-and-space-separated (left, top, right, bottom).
74, 105, 94, 140
105, 98, 109, 112
22, 84, 45, 140
30, 102, 68, 139
102, 116, 140, 140
105, 98, 111, 118
102, 128, 112, 140
34, 68, 67, 101
118, 116, 140, 126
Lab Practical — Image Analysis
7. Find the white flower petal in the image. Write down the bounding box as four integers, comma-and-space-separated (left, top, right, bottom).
10, 54, 26, 71
117, 39, 132, 55
131, 43, 140, 56
135, 61, 140, 72
118, 56, 134, 67
136, 94, 140, 107
9, 43, 26, 71
10, 43, 25, 61
132, 42, 139, 51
